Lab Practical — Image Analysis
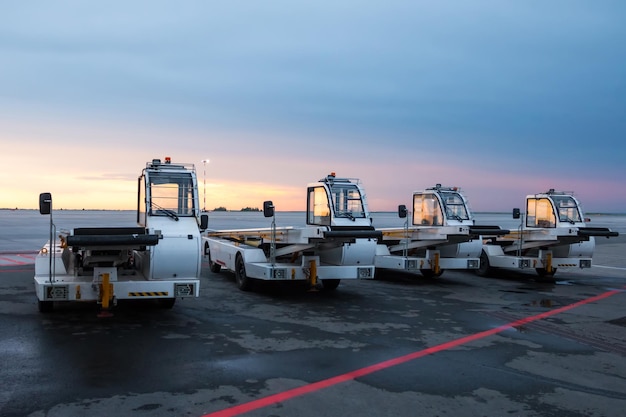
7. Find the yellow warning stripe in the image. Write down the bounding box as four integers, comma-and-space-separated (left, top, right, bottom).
128, 291, 169, 297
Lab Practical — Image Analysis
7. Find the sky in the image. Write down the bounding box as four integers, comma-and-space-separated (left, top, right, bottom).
1, 1, 625, 213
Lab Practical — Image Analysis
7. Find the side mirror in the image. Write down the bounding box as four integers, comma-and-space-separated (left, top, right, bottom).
398, 204, 407, 219
200, 214, 209, 230
512, 208, 521, 219
39, 193, 52, 215
263, 201, 275, 218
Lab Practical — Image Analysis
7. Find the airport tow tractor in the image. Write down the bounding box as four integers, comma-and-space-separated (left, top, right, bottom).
203, 173, 381, 291
477, 189, 619, 280
34, 157, 208, 314
375, 184, 507, 278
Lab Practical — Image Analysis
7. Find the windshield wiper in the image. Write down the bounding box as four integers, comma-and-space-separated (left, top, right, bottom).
151, 202, 179, 221
336, 211, 356, 221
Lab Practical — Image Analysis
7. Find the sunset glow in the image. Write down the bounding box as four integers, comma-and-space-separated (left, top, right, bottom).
1, 2, 624, 213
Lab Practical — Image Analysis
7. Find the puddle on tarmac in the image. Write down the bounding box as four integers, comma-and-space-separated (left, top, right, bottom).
512, 324, 529, 333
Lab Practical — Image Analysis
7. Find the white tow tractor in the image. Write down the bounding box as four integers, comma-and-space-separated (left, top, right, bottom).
477, 189, 619, 280
375, 185, 507, 278
34, 157, 208, 313
203, 173, 381, 291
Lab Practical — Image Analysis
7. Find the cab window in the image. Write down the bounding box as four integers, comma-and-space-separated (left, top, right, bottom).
413, 193, 443, 226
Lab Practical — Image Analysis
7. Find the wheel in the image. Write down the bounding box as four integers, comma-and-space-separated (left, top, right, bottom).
536, 268, 557, 282
158, 298, 176, 309
206, 244, 221, 273
235, 253, 252, 291
321, 279, 340, 291
38, 300, 53, 313
420, 269, 444, 279
475, 250, 491, 277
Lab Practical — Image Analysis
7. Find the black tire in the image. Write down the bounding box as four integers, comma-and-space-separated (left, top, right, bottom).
38, 300, 53, 313
207, 245, 221, 273
536, 268, 557, 282
420, 269, 444, 279
158, 298, 176, 309
235, 253, 252, 291
321, 279, 340, 291
476, 250, 491, 277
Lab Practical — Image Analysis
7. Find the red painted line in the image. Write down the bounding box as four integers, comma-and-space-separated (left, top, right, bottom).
0, 267, 34, 273
201, 287, 624, 417
0, 256, 27, 265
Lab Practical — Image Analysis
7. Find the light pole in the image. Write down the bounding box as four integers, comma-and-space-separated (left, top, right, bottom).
201, 159, 209, 212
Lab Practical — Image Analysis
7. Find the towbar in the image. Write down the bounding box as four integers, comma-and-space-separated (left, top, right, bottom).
577, 227, 619, 238
66, 234, 160, 248
323, 229, 383, 240
469, 225, 509, 238
66, 227, 160, 248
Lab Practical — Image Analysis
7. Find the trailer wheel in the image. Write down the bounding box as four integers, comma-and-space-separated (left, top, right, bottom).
420, 269, 444, 279
235, 253, 252, 291
158, 298, 176, 309
321, 279, 340, 291
206, 243, 221, 273
38, 300, 53, 313
535, 268, 557, 282
476, 251, 491, 277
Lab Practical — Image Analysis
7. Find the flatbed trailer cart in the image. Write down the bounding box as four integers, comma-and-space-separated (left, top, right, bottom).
375, 184, 507, 278
477, 189, 619, 280
34, 157, 208, 313
203, 173, 381, 291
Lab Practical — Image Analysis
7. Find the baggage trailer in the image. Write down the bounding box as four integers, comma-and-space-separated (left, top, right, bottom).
34, 157, 208, 313
375, 184, 506, 278
203, 173, 381, 291
477, 189, 619, 280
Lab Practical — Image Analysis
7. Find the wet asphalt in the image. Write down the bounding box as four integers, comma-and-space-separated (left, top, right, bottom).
1, 239, 625, 417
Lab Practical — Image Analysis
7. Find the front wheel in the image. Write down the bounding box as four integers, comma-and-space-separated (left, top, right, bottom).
158, 298, 176, 309
476, 251, 491, 277
536, 267, 557, 282
420, 269, 444, 279
321, 279, 340, 291
235, 253, 252, 291
209, 251, 221, 274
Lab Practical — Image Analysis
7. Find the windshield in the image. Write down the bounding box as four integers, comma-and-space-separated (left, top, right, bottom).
551, 195, 582, 223
329, 183, 365, 220
149, 171, 195, 216
441, 192, 469, 220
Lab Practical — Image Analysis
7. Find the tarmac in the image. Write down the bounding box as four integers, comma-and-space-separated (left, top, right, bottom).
0, 237, 625, 417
